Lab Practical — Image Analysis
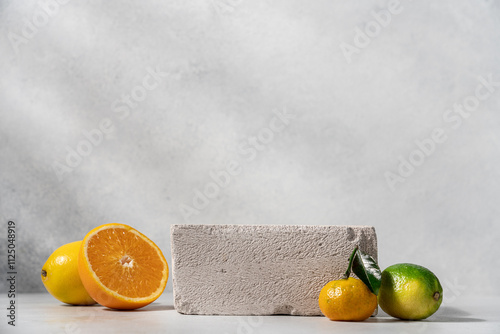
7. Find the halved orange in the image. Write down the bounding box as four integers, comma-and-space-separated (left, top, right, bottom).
78, 223, 168, 309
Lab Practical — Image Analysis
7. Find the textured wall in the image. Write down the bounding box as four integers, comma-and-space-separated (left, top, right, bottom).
0, 0, 499, 301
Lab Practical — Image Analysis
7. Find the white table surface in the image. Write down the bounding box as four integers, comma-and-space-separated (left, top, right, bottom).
1, 292, 499, 334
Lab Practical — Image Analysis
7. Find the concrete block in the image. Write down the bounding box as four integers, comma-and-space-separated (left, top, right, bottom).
171, 224, 377, 315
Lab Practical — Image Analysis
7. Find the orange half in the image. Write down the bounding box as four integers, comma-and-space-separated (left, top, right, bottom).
78, 223, 168, 309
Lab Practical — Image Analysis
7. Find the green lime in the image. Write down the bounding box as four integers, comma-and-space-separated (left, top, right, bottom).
378, 263, 443, 320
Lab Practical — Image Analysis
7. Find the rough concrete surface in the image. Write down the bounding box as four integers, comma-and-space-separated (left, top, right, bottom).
171, 225, 377, 315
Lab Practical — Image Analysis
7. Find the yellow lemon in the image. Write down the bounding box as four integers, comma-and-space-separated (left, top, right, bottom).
41, 241, 96, 305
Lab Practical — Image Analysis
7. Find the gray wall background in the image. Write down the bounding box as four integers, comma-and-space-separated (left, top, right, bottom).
1, 0, 499, 300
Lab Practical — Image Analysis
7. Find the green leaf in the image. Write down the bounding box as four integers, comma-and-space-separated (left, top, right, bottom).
344, 246, 382, 295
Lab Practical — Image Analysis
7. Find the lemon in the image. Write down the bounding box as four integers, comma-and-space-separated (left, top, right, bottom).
41, 241, 96, 305
378, 263, 442, 320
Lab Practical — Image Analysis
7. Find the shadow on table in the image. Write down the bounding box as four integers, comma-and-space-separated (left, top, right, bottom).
426, 306, 485, 323
366, 306, 485, 323
60, 304, 102, 308
102, 304, 175, 312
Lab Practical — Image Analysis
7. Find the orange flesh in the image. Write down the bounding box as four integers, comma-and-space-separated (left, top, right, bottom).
86, 227, 165, 298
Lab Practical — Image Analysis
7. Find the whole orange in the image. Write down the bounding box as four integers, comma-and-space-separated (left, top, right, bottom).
318, 277, 377, 321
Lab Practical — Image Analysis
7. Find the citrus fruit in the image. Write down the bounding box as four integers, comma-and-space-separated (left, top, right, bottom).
41, 241, 96, 305
378, 263, 443, 320
78, 223, 169, 310
318, 277, 378, 321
